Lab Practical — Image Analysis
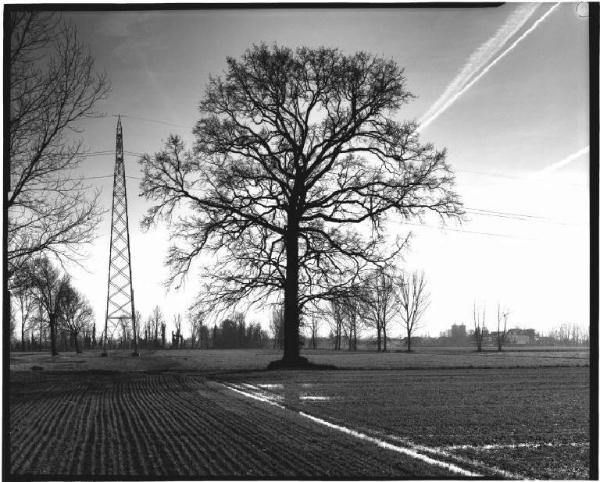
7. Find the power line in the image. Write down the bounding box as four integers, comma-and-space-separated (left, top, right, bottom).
465, 209, 579, 227
465, 207, 582, 225
77, 150, 145, 158
400, 221, 534, 240
76, 173, 580, 226
79, 117, 581, 231
111, 113, 191, 130
77, 174, 142, 181
457, 169, 522, 180
466, 206, 547, 219
457, 168, 586, 188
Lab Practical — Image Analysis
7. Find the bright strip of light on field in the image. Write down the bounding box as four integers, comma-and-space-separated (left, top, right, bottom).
224, 382, 481, 477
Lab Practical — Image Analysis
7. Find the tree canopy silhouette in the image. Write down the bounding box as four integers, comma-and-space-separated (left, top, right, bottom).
140, 44, 463, 365
7, 12, 109, 277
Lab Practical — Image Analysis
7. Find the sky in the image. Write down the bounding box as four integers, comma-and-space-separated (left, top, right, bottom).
56, 3, 589, 339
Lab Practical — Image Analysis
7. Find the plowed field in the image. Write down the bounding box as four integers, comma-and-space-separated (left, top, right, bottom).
9, 371, 455, 478
7, 350, 591, 479
220, 367, 590, 479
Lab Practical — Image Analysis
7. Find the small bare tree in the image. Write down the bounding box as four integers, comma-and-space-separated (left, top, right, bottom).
398, 271, 429, 352
339, 285, 368, 351
326, 299, 345, 350
58, 283, 93, 353
172, 314, 182, 348
270, 306, 284, 349
496, 304, 510, 352
473, 302, 486, 352
134, 310, 142, 348
363, 267, 400, 351
11, 280, 37, 351
23, 257, 70, 355
306, 316, 320, 350
188, 310, 205, 349
147, 306, 164, 347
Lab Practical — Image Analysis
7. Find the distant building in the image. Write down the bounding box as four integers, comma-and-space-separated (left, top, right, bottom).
451, 324, 467, 339
506, 328, 536, 345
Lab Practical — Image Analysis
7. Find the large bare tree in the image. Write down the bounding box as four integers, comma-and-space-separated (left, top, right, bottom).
398, 271, 429, 352
140, 44, 462, 365
7, 12, 109, 278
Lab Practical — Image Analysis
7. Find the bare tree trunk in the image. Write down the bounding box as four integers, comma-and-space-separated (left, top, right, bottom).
39, 306, 43, 350
376, 324, 382, 352
383, 324, 388, 352
282, 222, 302, 364
49, 318, 58, 356
74, 334, 81, 354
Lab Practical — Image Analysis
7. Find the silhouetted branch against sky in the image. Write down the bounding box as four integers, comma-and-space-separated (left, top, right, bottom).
7, 11, 110, 279
21, 6, 587, 338
139, 45, 466, 360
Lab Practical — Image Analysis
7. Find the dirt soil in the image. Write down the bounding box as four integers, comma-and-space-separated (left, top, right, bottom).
7, 348, 591, 479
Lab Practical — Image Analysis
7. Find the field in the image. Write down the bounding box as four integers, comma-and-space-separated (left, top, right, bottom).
8, 347, 591, 479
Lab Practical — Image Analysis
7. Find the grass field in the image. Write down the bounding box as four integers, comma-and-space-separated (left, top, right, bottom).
9, 345, 589, 372
8, 347, 590, 479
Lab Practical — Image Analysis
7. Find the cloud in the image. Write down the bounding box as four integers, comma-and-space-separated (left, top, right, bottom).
538, 145, 589, 174
99, 12, 163, 39
418, 3, 560, 132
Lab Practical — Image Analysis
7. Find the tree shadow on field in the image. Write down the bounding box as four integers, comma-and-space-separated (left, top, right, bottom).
267, 357, 337, 371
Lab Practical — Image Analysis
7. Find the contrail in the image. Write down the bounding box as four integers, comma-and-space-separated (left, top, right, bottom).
419, 4, 540, 128
538, 145, 590, 174
418, 3, 561, 133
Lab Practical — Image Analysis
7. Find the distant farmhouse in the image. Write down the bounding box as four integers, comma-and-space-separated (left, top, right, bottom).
506, 328, 536, 345
451, 324, 467, 339
437, 324, 538, 347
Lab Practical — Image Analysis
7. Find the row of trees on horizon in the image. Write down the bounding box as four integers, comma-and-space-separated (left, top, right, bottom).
10, 252, 589, 355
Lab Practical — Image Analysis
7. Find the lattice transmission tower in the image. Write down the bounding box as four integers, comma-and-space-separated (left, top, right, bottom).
103, 116, 139, 356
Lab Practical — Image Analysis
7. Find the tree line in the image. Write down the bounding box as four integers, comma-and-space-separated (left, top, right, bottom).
265, 268, 430, 353
11, 257, 94, 355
